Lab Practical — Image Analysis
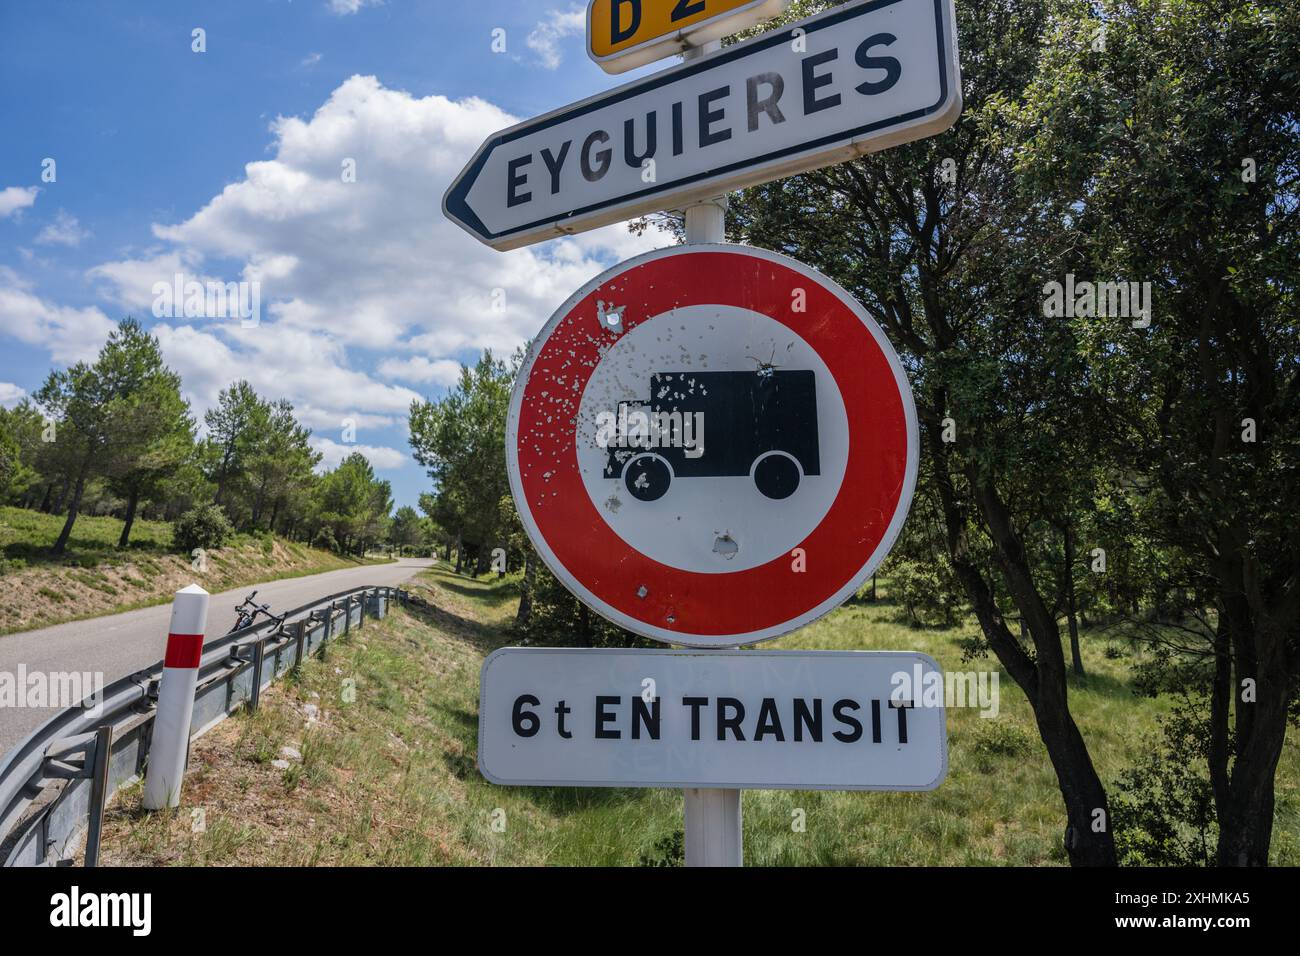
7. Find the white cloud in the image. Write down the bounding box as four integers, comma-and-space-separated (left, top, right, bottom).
0, 270, 116, 364
96, 73, 665, 362
310, 437, 407, 471
377, 355, 464, 386
86, 250, 215, 313
4, 76, 670, 478
151, 321, 422, 436
36, 210, 90, 247
0, 186, 39, 219
0, 383, 26, 407
301, 52, 323, 68
527, 6, 587, 70
326, 0, 380, 15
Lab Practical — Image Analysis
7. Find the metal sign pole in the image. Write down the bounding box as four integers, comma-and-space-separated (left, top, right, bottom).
678, 39, 742, 868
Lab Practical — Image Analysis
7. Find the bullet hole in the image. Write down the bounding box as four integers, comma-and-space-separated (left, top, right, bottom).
713, 534, 739, 559
636, 585, 648, 599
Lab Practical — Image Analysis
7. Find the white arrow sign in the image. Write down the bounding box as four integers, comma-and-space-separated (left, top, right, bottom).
478, 647, 949, 790
444, 0, 961, 250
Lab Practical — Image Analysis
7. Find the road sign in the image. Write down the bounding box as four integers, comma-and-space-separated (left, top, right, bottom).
588, 0, 793, 75
479, 647, 948, 790
506, 244, 918, 647
444, 0, 961, 250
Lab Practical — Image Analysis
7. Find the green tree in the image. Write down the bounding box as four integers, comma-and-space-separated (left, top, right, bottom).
1009, 0, 1300, 865
104, 334, 194, 548
246, 398, 319, 531
0, 401, 48, 508
0, 403, 44, 503
311, 452, 391, 555
729, 0, 1119, 864
204, 380, 269, 509
35, 319, 182, 555
388, 505, 424, 553
408, 350, 518, 575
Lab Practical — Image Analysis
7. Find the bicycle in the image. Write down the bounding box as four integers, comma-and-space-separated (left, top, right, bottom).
227, 590, 287, 634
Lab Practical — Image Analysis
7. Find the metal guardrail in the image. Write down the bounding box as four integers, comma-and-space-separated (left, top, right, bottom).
0, 585, 410, 867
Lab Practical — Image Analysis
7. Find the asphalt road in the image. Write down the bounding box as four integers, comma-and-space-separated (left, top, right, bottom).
0, 558, 434, 755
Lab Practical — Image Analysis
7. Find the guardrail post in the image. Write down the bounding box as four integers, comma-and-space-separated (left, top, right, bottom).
293, 619, 307, 673
143, 584, 209, 811
343, 595, 352, 635
248, 637, 265, 713
83, 725, 113, 867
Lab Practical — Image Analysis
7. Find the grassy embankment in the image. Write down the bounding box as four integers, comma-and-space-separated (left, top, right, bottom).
0, 505, 391, 636
96, 565, 1300, 866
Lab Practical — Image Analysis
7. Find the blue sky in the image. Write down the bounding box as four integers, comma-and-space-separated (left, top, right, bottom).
0, 0, 670, 509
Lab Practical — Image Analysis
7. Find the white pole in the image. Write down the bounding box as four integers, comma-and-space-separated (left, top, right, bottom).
677, 38, 743, 868
142, 583, 209, 810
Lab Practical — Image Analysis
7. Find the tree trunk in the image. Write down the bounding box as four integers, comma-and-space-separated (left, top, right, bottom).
117, 487, 140, 549
38, 482, 53, 514
1210, 591, 1291, 866
1063, 522, 1084, 677
577, 603, 594, 648
53, 475, 71, 515
515, 549, 538, 628
251, 480, 267, 528
52, 458, 91, 556
454, 537, 464, 574
926, 425, 1115, 865
213, 446, 233, 507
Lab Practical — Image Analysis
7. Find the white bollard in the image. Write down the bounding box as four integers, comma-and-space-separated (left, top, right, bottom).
142, 584, 209, 810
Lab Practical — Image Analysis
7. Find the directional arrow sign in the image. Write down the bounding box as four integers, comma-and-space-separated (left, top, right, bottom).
588, 0, 793, 75
444, 0, 961, 250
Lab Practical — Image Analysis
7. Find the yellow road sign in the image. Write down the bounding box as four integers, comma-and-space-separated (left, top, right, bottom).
587, 0, 791, 74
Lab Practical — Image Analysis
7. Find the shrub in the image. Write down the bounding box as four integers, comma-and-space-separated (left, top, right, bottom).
1112, 696, 1217, 866
0, 557, 27, 576
173, 503, 233, 552
637, 830, 684, 867
37, 586, 67, 603
884, 556, 965, 628
970, 721, 1033, 770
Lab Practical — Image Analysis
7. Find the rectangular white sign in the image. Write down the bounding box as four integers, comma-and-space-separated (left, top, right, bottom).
477, 648, 948, 790
444, 0, 961, 250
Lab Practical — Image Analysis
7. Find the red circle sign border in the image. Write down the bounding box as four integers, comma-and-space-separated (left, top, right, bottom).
507, 244, 918, 647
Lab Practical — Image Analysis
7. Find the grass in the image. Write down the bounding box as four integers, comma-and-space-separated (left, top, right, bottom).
96, 565, 1300, 867
0, 505, 175, 568
0, 505, 394, 636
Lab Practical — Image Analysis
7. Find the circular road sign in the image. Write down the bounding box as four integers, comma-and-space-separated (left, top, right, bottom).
507, 244, 917, 647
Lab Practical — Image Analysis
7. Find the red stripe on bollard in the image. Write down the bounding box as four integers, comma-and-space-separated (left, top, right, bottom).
163, 632, 205, 669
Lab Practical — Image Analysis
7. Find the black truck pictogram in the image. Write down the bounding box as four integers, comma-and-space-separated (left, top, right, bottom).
603, 369, 820, 501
